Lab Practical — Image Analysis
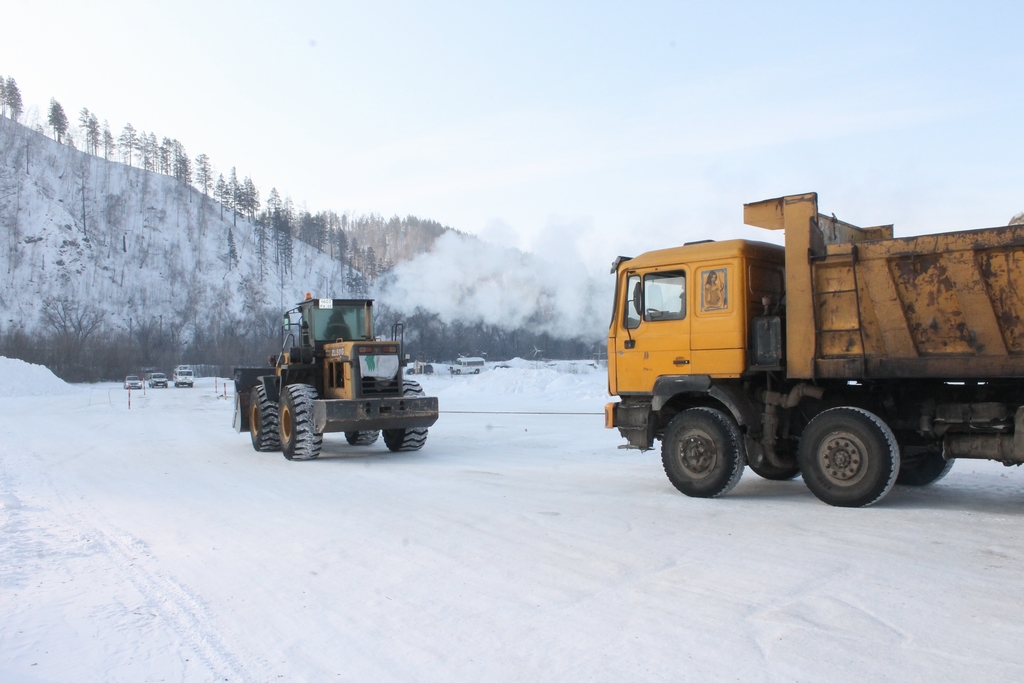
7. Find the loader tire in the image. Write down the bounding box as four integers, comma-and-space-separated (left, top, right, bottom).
345, 430, 380, 446
798, 407, 899, 507
661, 407, 745, 498
279, 384, 322, 461
382, 380, 430, 452
249, 384, 280, 452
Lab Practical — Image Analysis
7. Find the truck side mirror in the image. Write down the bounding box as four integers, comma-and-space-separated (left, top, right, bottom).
631, 280, 643, 317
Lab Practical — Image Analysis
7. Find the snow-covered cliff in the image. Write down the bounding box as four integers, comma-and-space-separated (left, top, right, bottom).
0, 116, 349, 341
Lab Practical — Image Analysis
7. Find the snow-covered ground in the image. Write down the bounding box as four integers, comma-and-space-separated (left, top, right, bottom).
2, 358, 1024, 682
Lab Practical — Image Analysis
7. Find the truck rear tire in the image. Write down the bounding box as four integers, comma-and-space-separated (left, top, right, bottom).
249, 384, 280, 452
897, 450, 954, 487
798, 407, 899, 507
279, 384, 322, 461
661, 407, 746, 498
382, 380, 429, 452
345, 430, 380, 446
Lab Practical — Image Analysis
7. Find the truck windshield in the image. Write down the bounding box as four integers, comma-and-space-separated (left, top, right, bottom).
308, 305, 369, 342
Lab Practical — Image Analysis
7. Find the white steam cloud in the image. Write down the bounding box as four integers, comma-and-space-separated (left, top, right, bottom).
379, 231, 613, 341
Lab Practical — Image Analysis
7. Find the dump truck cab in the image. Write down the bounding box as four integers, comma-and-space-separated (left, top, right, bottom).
608, 239, 785, 393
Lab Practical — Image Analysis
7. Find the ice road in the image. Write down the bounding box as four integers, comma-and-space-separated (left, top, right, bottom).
2, 357, 1024, 682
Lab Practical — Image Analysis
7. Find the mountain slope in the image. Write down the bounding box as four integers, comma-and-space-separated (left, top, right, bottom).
0, 116, 348, 345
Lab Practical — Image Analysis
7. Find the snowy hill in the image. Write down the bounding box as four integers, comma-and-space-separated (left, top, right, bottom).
0, 116, 349, 342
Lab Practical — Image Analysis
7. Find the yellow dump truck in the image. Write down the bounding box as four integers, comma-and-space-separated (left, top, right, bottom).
606, 192, 1024, 506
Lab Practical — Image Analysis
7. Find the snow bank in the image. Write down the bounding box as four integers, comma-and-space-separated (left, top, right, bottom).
0, 356, 78, 397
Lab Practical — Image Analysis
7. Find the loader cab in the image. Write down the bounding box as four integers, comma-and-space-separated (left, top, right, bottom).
607, 240, 785, 395
287, 298, 374, 345
279, 297, 403, 402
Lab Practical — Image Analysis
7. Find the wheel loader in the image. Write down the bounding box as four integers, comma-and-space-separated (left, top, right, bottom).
233, 295, 439, 460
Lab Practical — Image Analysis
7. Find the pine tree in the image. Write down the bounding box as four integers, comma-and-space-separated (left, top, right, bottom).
102, 120, 114, 160
228, 167, 239, 226
243, 177, 259, 220
214, 174, 226, 219
0, 77, 6, 117
8, 79, 24, 121
117, 123, 137, 165
172, 140, 191, 183
138, 130, 153, 170
226, 227, 238, 269
86, 113, 100, 154
159, 137, 172, 174
194, 154, 212, 195
48, 98, 69, 143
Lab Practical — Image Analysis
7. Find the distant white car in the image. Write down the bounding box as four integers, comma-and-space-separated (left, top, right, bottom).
173, 369, 194, 387
124, 375, 143, 390
452, 357, 485, 375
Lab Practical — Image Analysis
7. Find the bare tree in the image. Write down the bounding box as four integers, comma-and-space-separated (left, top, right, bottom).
41, 297, 105, 352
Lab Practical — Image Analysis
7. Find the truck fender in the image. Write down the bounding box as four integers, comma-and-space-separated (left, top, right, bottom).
652, 375, 758, 430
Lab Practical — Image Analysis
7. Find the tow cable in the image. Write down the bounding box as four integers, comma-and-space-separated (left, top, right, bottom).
440, 410, 602, 415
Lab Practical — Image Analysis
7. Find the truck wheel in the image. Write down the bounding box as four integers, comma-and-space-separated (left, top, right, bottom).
897, 450, 954, 487
748, 459, 801, 481
345, 430, 380, 446
382, 380, 429, 452
249, 384, 280, 452
279, 384, 322, 461
798, 407, 899, 507
661, 407, 746, 498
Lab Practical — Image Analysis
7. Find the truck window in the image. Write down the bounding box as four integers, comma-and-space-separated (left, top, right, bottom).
643, 272, 686, 321
625, 274, 642, 329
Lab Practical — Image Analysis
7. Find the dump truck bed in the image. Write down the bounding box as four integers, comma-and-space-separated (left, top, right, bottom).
746, 193, 1024, 380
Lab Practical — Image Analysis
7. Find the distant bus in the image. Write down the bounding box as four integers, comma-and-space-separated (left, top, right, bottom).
452, 357, 485, 374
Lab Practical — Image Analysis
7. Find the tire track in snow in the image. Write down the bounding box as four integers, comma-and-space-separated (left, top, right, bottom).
85, 525, 255, 681
15, 446, 259, 682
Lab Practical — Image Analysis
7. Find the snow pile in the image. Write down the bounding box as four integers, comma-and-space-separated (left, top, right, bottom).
0, 356, 78, 397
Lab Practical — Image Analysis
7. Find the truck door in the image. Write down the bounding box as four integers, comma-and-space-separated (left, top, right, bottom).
615, 269, 691, 393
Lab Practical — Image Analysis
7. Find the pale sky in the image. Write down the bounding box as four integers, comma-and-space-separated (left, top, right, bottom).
5, 0, 1023, 273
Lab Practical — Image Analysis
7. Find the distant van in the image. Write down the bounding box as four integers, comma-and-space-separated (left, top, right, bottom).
452, 357, 485, 375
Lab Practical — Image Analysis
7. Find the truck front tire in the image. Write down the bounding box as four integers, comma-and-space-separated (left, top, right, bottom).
798, 407, 899, 507
280, 384, 323, 461
661, 407, 746, 498
249, 384, 280, 452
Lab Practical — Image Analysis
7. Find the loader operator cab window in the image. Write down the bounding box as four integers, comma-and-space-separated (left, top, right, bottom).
304, 305, 370, 342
